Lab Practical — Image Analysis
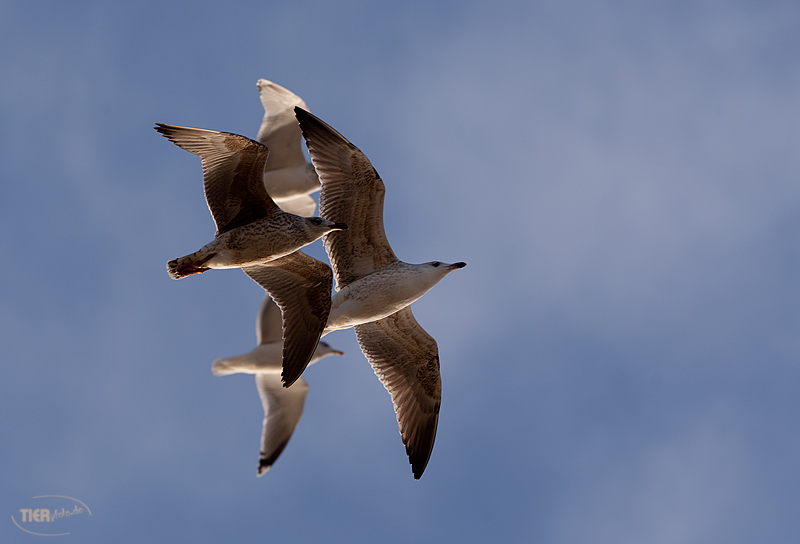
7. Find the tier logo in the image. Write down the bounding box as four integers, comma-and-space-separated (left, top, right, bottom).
11, 495, 92, 537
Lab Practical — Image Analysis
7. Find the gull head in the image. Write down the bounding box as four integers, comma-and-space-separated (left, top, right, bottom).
427, 260, 467, 273
396, 260, 467, 307
309, 341, 345, 366
303, 216, 348, 237
413, 260, 467, 287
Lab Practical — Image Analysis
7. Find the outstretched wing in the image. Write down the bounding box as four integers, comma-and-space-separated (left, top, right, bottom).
295, 108, 398, 289
155, 123, 279, 235
255, 373, 309, 475
354, 307, 441, 479
243, 251, 333, 387
256, 79, 309, 171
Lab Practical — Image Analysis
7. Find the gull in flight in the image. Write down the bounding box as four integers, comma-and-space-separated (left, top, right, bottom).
295, 107, 466, 479
212, 295, 344, 475
255, 79, 321, 217
156, 123, 347, 382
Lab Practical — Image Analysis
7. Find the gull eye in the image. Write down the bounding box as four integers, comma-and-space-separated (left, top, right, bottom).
311, 218, 322, 226
431, 261, 441, 267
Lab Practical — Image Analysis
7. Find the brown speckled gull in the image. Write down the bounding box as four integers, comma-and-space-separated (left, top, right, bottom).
155, 123, 347, 385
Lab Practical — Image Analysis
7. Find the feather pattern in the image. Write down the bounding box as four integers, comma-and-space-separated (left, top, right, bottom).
154, 123, 278, 235
294, 107, 398, 289
354, 307, 441, 479
243, 251, 333, 386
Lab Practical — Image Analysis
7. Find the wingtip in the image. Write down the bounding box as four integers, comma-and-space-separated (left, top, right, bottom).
259, 438, 291, 473
281, 333, 324, 388
411, 458, 430, 480
405, 414, 438, 480
153, 122, 184, 143
294, 106, 354, 151
280, 368, 301, 388
294, 106, 323, 130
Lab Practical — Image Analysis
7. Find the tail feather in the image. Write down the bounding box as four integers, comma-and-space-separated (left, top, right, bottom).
166, 253, 214, 279
211, 351, 267, 375
211, 358, 239, 376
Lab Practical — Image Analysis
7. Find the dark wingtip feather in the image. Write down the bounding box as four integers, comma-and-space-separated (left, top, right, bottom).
153, 123, 186, 147
280, 353, 310, 388
406, 411, 439, 479
410, 446, 432, 480
281, 330, 324, 388
153, 122, 173, 136
294, 107, 351, 147
257, 438, 291, 476
280, 370, 300, 388
280, 346, 315, 387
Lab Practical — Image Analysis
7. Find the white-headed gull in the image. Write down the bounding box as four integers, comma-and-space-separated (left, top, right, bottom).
212, 295, 344, 475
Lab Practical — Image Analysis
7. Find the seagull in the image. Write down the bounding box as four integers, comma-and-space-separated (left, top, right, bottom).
212, 295, 344, 476
155, 123, 345, 277
156, 123, 347, 381
295, 107, 466, 479
255, 79, 320, 217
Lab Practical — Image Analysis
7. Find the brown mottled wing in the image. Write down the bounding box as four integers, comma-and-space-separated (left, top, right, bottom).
242, 251, 333, 387
255, 79, 309, 171
154, 123, 279, 235
294, 108, 398, 289
255, 373, 309, 476
354, 307, 441, 479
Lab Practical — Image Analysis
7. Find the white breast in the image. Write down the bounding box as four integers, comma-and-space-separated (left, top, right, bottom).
325, 264, 443, 332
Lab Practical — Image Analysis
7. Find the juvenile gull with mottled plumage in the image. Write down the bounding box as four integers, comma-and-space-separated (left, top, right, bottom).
295, 107, 466, 479
155, 123, 347, 385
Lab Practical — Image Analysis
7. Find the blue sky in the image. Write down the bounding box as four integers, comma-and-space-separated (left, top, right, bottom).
2, 0, 800, 542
